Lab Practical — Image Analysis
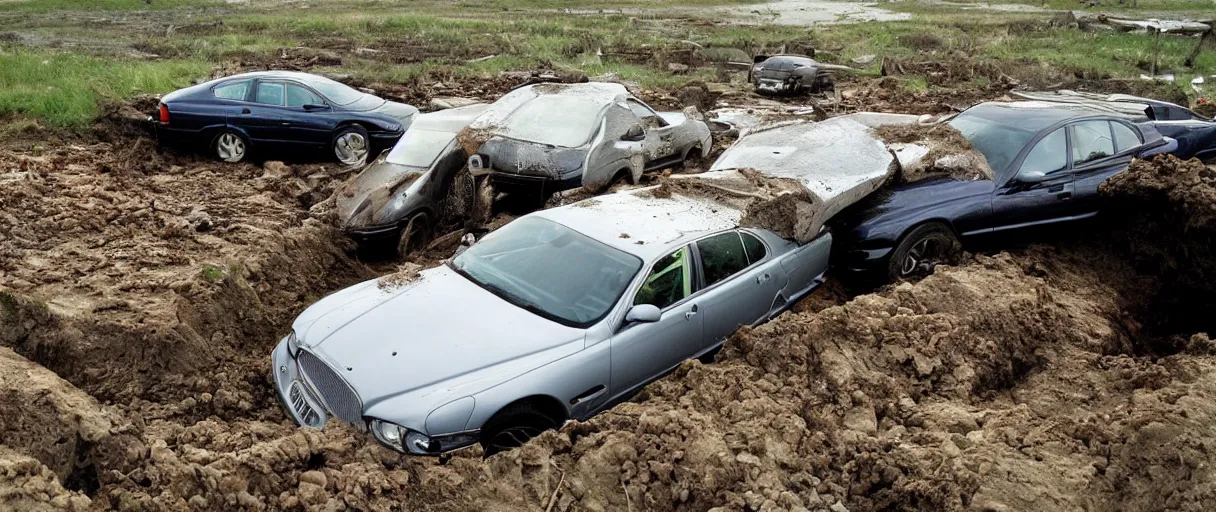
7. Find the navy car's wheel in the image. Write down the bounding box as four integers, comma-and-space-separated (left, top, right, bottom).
480, 403, 560, 457
887, 222, 960, 281
214, 130, 248, 163
333, 125, 371, 166
396, 213, 431, 259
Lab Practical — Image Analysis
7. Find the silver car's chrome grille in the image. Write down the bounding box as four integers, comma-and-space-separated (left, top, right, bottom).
288, 381, 323, 428
297, 350, 365, 430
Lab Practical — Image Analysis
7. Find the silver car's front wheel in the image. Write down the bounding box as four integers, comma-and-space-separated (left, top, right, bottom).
333, 127, 369, 166
215, 132, 247, 163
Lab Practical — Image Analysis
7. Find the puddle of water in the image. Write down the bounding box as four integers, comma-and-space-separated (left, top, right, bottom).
723, 0, 911, 25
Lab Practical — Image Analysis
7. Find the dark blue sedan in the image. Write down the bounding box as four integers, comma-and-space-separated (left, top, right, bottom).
834, 101, 1169, 281
155, 71, 418, 165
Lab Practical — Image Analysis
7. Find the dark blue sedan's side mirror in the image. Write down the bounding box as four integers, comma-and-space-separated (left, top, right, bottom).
303, 104, 330, 112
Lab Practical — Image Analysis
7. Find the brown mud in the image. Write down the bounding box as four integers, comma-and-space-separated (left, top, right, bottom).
3, 100, 1216, 512
874, 123, 995, 183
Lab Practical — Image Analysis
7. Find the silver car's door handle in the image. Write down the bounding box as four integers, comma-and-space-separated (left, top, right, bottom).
685, 303, 698, 320
756, 273, 771, 284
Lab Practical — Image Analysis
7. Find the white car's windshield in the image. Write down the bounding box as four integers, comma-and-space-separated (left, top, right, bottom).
386, 129, 456, 168
450, 217, 641, 326
502, 97, 605, 147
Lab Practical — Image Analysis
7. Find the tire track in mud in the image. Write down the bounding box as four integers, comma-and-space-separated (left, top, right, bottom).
2, 121, 1215, 512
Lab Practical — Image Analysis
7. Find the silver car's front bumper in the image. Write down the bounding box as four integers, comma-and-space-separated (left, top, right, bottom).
271, 337, 329, 429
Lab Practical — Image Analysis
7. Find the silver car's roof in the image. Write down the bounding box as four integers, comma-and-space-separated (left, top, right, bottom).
467, 82, 628, 131
533, 188, 742, 261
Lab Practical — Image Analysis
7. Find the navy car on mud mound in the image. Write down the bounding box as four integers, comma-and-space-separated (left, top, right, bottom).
155, 71, 418, 166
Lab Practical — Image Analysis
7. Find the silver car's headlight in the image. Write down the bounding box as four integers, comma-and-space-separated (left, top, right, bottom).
370, 420, 480, 455
372, 420, 432, 454
286, 331, 300, 358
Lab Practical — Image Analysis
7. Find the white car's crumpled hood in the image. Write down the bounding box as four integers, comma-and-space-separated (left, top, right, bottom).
709, 113, 919, 235
291, 265, 586, 405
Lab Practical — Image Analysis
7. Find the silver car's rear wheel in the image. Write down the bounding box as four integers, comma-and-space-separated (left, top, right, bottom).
333, 126, 370, 166
215, 132, 247, 163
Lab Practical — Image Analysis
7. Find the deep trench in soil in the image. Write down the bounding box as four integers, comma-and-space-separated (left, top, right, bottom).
2, 95, 1215, 511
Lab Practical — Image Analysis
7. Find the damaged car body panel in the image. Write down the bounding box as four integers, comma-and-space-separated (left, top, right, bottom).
272, 180, 837, 455
336, 103, 489, 251
464, 82, 711, 197
833, 100, 1169, 280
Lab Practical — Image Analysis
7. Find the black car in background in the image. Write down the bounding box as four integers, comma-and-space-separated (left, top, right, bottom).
155, 71, 418, 165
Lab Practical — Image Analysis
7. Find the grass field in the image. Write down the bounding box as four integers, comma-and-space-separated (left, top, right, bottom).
0, 0, 1212, 129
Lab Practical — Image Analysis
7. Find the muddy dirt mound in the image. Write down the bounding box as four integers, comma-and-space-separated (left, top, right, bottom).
1100, 154, 1216, 339
875, 123, 994, 182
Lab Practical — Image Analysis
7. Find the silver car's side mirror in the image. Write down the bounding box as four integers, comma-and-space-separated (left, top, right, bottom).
625, 304, 661, 323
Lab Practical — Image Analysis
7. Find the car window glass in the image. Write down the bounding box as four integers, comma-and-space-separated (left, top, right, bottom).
1072, 121, 1115, 165
1018, 128, 1067, 177
255, 82, 285, 106
626, 99, 665, 129
634, 247, 692, 310
1111, 122, 1141, 153
286, 84, 323, 107
213, 81, 249, 101
698, 232, 749, 287
741, 232, 767, 264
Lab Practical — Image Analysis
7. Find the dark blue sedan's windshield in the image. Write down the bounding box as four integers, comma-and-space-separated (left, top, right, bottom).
304, 75, 366, 106
948, 114, 1035, 174
450, 217, 641, 327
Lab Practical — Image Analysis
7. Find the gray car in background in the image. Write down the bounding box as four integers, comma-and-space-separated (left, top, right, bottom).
337, 103, 489, 256
466, 82, 712, 200
271, 185, 831, 456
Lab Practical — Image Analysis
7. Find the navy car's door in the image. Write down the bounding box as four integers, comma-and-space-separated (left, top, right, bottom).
990, 126, 1077, 231
610, 246, 702, 396
284, 82, 334, 147
1072, 120, 1140, 216
231, 80, 292, 144
694, 230, 783, 351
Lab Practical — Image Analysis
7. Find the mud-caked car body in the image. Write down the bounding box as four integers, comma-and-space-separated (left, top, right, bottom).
272, 182, 845, 456
465, 82, 712, 198
750, 55, 845, 95
336, 103, 489, 255
156, 71, 419, 166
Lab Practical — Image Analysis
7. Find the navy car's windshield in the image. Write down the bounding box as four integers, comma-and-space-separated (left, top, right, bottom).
450, 217, 641, 327
948, 114, 1036, 174
303, 75, 366, 106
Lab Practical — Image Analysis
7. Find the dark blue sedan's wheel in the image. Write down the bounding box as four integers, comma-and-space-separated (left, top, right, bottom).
333, 125, 370, 166
214, 131, 248, 163
888, 222, 960, 281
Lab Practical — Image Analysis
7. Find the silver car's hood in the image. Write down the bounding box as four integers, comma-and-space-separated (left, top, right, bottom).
292, 265, 586, 404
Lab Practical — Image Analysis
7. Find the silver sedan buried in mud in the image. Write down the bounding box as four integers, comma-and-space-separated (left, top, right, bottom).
271, 186, 832, 456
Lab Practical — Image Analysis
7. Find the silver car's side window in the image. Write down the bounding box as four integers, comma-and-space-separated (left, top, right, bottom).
697, 231, 750, 287
740, 232, 767, 264
634, 247, 692, 310
626, 99, 666, 129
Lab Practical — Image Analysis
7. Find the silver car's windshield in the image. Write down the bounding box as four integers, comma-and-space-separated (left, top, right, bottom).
450, 217, 641, 327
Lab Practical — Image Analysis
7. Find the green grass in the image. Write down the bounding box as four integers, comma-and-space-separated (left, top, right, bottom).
0, 0, 221, 11
0, 50, 207, 128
